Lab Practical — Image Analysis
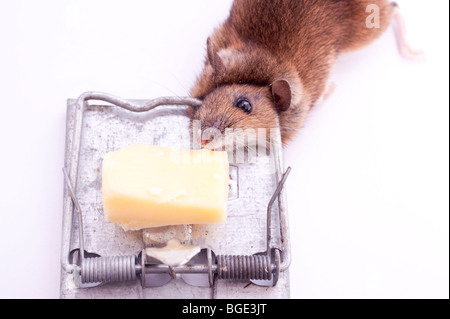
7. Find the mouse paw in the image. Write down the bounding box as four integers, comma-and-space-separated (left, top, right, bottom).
314, 81, 336, 108
323, 82, 337, 102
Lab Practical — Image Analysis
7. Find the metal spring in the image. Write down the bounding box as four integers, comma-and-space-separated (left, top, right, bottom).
81, 255, 137, 284
216, 255, 272, 281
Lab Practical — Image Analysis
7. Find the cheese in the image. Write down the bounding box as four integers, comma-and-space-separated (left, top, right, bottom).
102, 144, 229, 230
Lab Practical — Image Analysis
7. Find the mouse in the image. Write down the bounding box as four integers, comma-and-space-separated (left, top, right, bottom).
187, 0, 423, 149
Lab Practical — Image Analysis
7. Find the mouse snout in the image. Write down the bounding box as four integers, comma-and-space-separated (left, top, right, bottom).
191, 118, 226, 148
203, 118, 226, 132
200, 121, 225, 148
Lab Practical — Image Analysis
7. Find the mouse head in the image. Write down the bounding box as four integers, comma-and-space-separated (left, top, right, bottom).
189, 38, 296, 150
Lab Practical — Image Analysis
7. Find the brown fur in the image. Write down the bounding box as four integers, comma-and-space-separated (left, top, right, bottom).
189, 0, 397, 145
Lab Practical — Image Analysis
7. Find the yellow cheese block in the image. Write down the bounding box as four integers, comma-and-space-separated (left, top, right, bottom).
102, 144, 229, 230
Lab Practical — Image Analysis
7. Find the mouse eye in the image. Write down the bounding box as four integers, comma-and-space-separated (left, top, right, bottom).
235, 98, 252, 114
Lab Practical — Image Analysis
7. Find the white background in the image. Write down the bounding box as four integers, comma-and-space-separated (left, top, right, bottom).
0, 0, 448, 299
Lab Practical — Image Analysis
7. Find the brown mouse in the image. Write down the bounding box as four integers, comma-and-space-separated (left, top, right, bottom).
188, 0, 422, 149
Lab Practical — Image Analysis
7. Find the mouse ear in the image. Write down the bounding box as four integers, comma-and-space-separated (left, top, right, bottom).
207, 37, 225, 80
271, 79, 292, 113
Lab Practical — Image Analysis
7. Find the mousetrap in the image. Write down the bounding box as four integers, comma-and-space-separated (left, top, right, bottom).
60, 91, 291, 299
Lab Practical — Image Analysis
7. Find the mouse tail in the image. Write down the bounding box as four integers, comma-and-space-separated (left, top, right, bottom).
339, 1, 424, 61
390, 3, 425, 62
